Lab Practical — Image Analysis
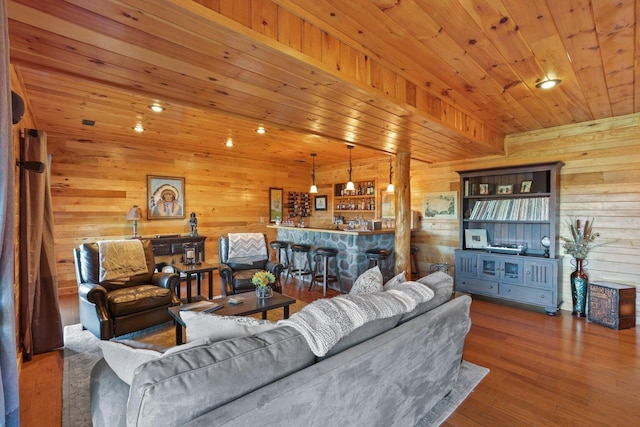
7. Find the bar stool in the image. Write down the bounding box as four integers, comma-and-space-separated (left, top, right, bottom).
410, 246, 420, 279
310, 247, 343, 296
269, 240, 290, 277
286, 244, 313, 287
364, 248, 391, 282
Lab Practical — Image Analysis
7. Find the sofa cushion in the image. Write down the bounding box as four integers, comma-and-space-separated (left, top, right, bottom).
349, 266, 383, 294
127, 327, 315, 427
99, 337, 215, 385
106, 285, 174, 316
180, 311, 279, 343
99, 340, 163, 385
399, 272, 454, 323
319, 313, 402, 360
382, 270, 406, 290
79, 240, 156, 290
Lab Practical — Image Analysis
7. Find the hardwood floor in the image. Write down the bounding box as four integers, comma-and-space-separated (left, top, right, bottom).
19, 279, 639, 426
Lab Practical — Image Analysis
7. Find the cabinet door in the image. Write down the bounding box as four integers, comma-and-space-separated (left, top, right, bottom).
524, 259, 556, 289
478, 254, 523, 284
455, 251, 477, 277
477, 254, 499, 280
500, 257, 524, 285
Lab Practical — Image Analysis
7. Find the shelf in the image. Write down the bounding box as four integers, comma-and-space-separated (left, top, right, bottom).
335, 194, 375, 199
463, 219, 550, 224
464, 192, 551, 200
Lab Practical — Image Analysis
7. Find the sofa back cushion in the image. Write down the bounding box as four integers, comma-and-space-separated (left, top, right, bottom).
319, 314, 402, 360
218, 235, 268, 271
399, 272, 454, 323
78, 240, 155, 290
127, 326, 314, 427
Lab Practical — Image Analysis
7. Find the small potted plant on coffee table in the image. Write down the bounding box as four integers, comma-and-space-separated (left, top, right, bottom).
252, 271, 275, 299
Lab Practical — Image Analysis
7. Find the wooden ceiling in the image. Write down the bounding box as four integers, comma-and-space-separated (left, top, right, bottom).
7, 0, 638, 166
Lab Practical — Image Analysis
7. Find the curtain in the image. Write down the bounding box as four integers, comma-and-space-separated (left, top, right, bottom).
19, 130, 63, 358
0, 0, 20, 424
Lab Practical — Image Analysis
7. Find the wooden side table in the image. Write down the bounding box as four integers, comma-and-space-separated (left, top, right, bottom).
172, 262, 218, 302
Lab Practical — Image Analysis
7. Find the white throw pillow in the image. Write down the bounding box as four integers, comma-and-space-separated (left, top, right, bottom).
349, 266, 383, 294
181, 311, 279, 343
99, 340, 163, 385
383, 270, 406, 291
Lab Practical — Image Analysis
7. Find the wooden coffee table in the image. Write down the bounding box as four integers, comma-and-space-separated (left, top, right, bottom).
168, 292, 297, 344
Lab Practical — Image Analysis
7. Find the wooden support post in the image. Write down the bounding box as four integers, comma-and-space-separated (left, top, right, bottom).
394, 152, 411, 277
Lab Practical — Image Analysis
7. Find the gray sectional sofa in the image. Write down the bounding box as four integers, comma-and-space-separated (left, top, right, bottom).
90, 273, 471, 426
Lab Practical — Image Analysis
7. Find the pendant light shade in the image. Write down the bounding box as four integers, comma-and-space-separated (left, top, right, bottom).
345, 145, 355, 192
386, 155, 394, 193
309, 153, 318, 194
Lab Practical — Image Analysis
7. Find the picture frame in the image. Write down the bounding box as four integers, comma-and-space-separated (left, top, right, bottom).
147, 175, 185, 219
314, 195, 327, 211
497, 184, 513, 195
423, 191, 458, 220
269, 188, 283, 223
380, 190, 395, 219
520, 180, 532, 193
479, 183, 489, 195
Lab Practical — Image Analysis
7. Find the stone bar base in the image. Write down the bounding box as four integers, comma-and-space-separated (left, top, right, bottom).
272, 226, 394, 292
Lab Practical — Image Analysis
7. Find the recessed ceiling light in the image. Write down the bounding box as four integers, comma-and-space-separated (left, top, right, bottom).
256, 126, 266, 134
225, 137, 233, 147
133, 123, 144, 132
536, 79, 561, 89
148, 103, 164, 112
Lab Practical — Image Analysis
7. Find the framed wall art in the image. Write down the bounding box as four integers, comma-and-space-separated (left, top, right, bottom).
520, 180, 532, 193
147, 175, 185, 219
423, 191, 457, 220
314, 195, 327, 211
269, 187, 283, 222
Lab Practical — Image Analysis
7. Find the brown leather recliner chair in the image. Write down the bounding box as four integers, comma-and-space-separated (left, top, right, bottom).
218, 234, 283, 295
73, 239, 180, 340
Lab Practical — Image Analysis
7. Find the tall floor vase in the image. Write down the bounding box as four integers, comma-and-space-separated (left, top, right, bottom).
570, 258, 588, 317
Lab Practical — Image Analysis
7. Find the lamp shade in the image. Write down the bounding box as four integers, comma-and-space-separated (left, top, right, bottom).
126, 205, 142, 220
309, 153, 318, 194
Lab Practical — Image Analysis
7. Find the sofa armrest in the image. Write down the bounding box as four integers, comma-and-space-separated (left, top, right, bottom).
265, 261, 284, 293
79, 282, 108, 310
218, 263, 233, 295
151, 272, 181, 304
78, 282, 112, 337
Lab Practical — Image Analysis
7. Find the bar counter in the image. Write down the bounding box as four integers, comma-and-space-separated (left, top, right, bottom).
267, 225, 395, 292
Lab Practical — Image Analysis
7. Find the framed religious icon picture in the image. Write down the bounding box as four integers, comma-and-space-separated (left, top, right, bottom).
148, 176, 185, 219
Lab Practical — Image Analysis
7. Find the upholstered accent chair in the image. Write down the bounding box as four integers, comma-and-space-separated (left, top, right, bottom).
218, 234, 284, 295
73, 239, 180, 340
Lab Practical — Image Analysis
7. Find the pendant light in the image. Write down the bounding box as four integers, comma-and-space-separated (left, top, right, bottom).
309, 153, 318, 194
345, 145, 355, 192
386, 155, 395, 193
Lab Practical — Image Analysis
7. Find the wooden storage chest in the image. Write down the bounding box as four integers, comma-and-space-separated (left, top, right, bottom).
588, 281, 636, 330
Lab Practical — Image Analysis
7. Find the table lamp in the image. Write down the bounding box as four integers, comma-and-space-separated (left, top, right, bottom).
126, 205, 142, 238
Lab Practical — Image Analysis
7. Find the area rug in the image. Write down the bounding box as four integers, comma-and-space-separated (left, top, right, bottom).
63, 323, 488, 427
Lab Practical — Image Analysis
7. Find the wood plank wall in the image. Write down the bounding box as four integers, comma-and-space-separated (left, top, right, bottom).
410, 113, 640, 323
47, 132, 392, 295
